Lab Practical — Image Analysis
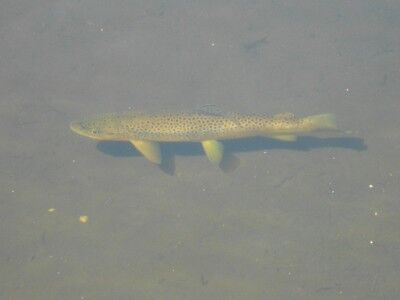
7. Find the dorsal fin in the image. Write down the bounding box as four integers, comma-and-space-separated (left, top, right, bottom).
273, 112, 295, 119
195, 105, 224, 116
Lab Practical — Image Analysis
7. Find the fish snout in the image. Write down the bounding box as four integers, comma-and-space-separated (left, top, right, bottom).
70, 121, 92, 137
70, 121, 83, 134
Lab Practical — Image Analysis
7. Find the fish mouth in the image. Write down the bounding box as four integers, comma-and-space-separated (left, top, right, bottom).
69, 121, 95, 138
70, 121, 83, 134
70, 121, 104, 140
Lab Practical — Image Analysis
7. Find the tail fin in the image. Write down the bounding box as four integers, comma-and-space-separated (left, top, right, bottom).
306, 114, 337, 130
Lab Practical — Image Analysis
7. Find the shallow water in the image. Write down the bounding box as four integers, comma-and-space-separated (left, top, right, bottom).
1, 1, 400, 299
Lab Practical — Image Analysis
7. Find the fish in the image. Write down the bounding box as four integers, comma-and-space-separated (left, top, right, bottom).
70, 111, 337, 165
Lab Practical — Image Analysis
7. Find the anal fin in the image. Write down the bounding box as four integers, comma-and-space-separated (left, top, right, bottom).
130, 140, 161, 164
270, 134, 297, 142
201, 140, 224, 164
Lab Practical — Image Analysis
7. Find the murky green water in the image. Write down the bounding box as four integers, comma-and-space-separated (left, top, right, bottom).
1, 1, 400, 299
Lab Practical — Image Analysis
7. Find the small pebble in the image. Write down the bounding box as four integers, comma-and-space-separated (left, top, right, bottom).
79, 215, 89, 223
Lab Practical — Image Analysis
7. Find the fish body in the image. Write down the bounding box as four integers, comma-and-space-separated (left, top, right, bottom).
70, 111, 337, 164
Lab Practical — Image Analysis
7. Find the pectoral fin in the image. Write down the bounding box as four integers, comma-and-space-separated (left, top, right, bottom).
201, 140, 224, 164
270, 134, 297, 142
130, 140, 161, 164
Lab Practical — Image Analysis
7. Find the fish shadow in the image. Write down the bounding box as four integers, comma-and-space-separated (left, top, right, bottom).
224, 136, 367, 153
96, 136, 366, 174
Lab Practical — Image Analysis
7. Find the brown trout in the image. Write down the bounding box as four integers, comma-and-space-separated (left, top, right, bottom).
70, 111, 337, 164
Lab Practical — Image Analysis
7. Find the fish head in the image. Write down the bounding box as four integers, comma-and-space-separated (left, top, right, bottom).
70, 116, 121, 140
